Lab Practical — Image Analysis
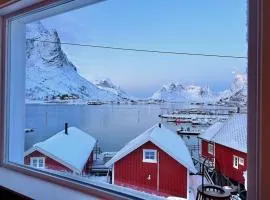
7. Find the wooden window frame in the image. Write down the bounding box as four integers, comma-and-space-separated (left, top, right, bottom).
143, 149, 157, 163
30, 157, 45, 169
0, 0, 267, 199
207, 143, 214, 155
239, 157, 244, 166
233, 155, 239, 169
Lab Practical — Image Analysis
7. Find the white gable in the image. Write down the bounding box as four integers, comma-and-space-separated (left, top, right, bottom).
25, 127, 96, 172
105, 124, 197, 173
200, 114, 247, 153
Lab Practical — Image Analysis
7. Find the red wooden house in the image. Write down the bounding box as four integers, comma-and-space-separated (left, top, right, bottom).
199, 114, 247, 185
105, 123, 197, 199
24, 125, 96, 175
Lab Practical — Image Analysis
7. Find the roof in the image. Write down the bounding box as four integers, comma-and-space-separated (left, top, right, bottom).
105, 123, 197, 173
198, 122, 224, 141
25, 127, 96, 173
200, 114, 247, 153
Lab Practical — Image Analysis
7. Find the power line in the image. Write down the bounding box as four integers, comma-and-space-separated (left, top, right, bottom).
28, 39, 247, 59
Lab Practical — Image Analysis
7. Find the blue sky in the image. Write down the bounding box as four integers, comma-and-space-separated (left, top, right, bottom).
42, 0, 247, 98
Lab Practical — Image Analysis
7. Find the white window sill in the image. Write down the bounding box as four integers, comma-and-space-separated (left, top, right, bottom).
142, 159, 157, 163
0, 167, 98, 200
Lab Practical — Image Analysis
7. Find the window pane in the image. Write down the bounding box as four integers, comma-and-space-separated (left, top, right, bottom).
7, 0, 248, 199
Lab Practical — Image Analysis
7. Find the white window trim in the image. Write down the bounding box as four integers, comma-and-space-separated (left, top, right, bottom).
30, 157, 45, 169
239, 157, 245, 166
233, 155, 239, 169
143, 149, 157, 163
208, 143, 214, 155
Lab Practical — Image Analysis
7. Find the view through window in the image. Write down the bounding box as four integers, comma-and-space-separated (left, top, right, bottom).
17, 0, 248, 199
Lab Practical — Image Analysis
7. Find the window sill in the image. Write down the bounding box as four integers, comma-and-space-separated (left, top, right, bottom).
0, 167, 98, 200
142, 159, 157, 163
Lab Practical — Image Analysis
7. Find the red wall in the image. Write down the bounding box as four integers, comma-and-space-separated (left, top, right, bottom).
201, 140, 214, 158
114, 141, 187, 198
215, 144, 247, 184
24, 150, 94, 174
24, 150, 72, 173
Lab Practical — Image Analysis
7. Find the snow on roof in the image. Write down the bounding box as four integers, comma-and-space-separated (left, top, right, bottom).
200, 114, 247, 153
25, 127, 96, 172
105, 123, 197, 173
198, 122, 224, 141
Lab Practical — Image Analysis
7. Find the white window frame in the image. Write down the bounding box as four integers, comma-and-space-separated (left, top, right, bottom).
208, 143, 214, 155
239, 157, 245, 166
30, 157, 45, 168
233, 155, 239, 169
143, 149, 157, 163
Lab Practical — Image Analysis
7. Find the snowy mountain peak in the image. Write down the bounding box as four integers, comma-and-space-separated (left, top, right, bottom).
231, 73, 247, 92
25, 22, 130, 102
151, 81, 214, 102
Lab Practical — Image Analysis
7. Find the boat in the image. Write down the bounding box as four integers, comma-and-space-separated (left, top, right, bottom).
87, 101, 104, 105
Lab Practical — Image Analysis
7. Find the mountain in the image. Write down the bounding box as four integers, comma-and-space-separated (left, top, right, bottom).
25, 22, 129, 102
218, 73, 247, 105
94, 78, 130, 99
150, 82, 216, 102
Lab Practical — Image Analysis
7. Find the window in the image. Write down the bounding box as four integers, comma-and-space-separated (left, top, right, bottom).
233, 155, 239, 169
30, 157, 45, 168
239, 157, 244, 166
1, 0, 249, 199
143, 149, 157, 163
208, 143, 214, 155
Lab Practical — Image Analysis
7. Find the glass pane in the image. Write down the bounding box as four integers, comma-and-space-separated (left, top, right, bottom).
7, 0, 248, 199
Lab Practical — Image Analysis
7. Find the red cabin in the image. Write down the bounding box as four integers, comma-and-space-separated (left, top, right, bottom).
24, 126, 96, 175
199, 114, 247, 184
105, 123, 197, 199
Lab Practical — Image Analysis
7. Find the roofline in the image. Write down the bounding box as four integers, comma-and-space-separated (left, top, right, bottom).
213, 141, 247, 154
24, 147, 81, 173
105, 138, 196, 173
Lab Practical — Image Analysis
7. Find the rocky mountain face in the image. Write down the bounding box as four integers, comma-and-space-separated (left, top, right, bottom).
25, 22, 130, 102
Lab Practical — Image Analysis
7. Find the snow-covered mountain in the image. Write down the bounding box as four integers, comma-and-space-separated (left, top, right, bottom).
218, 73, 247, 105
25, 22, 129, 102
94, 78, 130, 99
150, 82, 216, 102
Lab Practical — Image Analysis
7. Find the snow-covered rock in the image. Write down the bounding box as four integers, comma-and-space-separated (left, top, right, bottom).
94, 78, 130, 99
150, 82, 215, 103
218, 73, 247, 105
25, 22, 129, 102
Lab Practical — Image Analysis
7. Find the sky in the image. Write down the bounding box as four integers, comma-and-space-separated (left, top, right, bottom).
42, 0, 247, 98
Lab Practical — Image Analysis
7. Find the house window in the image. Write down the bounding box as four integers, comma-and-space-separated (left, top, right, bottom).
143, 149, 157, 163
239, 157, 245, 166
233, 155, 239, 169
30, 157, 45, 168
208, 143, 214, 155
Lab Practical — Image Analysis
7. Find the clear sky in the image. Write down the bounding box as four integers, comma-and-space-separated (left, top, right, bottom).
42, 0, 247, 98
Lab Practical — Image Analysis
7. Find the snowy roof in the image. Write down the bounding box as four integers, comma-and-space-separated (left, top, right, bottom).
200, 114, 247, 153
198, 122, 224, 141
25, 127, 96, 173
105, 123, 197, 173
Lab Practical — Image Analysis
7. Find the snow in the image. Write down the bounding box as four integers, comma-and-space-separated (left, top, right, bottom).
105, 123, 197, 173
200, 114, 247, 153
189, 175, 208, 200
26, 22, 131, 102
150, 82, 216, 103
25, 127, 96, 173
199, 122, 224, 141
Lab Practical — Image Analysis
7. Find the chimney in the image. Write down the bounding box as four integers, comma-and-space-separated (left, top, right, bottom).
65, 123, 68, 134
158, 123, 161, 128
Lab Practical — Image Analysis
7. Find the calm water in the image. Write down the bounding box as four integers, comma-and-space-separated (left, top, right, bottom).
25, 103, 195, 152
